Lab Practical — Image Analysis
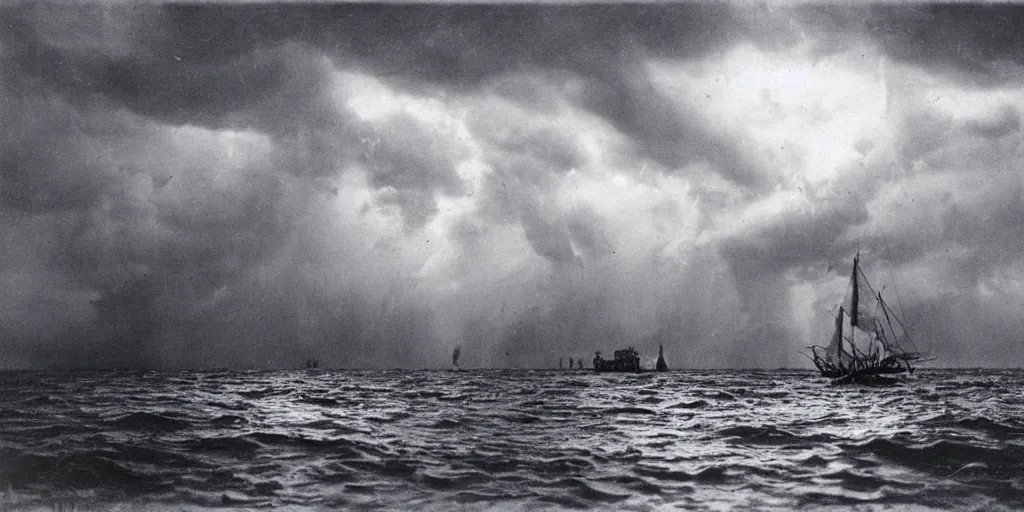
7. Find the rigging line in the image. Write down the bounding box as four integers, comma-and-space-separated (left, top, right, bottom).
842, 335, 870, 360
879, 295, 904, 353
886, 246, 910, 331
882, 298, 919, 351
857, 262, 881, 300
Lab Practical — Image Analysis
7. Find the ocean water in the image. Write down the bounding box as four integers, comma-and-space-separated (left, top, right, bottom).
1, 369, 1023, 511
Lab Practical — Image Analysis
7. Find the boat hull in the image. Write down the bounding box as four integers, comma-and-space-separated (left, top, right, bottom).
817, 365, 908, 379
594, 365, 641, 373
593, 347, 642, 373
830, 370, 907, 386
593, 360, 641, 373
811, 349, 920, 385
656, 356, 668, 372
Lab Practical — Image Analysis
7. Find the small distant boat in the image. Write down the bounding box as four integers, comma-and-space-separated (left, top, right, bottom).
809, 252, 924, 385
656, 345, 668, 372
304, 358, 319, 369
593, 346, 642, 373
452, 345, 462, 371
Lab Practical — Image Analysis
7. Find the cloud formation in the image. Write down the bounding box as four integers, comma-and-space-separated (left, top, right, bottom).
1, 4, 1022, 370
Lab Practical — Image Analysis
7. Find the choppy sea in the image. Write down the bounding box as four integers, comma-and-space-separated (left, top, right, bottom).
1, 369, 1023, 511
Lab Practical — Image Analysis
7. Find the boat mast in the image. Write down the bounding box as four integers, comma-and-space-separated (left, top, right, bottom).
834, 306, 845, 363
849, 252, 859, 363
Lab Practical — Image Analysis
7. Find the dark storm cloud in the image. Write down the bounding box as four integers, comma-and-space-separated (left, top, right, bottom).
0, 142, 105, 214
45, 170, 289, 369
0, 68, 293, 369
3, 9, 309, 129
858, 171, 1024, 281
0, 4, 783, 369
471, 108, 588, 174
5, 3, 1015, 174
803, 5, 1024, 86
521, 206, 579, 266
855, 88, 1024, 267
902, 292, 1024, 368
476, 157, 578, 266
714, 160, 889, 284
1, 4, 795, 189
895, 106, 954, 165
964, 105, 1021, 139
575, 73, 770, 188
0, 97, 130, 215
565, 204, 614, 261
2, 3, 1023, 370
360, 112, 470, 228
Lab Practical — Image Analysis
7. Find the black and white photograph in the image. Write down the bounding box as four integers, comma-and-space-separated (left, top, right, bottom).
1, 1, 1023, 510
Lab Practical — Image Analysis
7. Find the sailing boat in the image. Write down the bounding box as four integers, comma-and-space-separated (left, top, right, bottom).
810, 252, 924, 384
451, 345, 462, 371
656, 345, 669, 372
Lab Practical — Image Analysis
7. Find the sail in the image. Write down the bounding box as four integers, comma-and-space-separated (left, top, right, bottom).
824, 307, 881, 367
452, 345, 461, 368
825, 307, 845, 362
842, 256, 884, 335
846, 326, 885, 361
840, 257, 913, 357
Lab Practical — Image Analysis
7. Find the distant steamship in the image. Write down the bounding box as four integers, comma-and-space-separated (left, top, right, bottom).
592, 345, 669, 373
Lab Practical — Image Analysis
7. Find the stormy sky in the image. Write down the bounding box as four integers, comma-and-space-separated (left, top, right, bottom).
1, 3, 1022, 370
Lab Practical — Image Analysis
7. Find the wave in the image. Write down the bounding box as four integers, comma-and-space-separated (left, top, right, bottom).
957, 416, 1024, 436
298, 395, 339, 406
846, 436, 1024, 485
105, 411, 193, 431
3, 368, 1024, 510
557, 477, 632, 503
0, 450, 179, 493
420, 469, 493, 490
210, 414, 248, 426
601, 406, 657, 415
665, 399, 709, 409
633, 464, 728, 483
236, 386, 294, 399
718, 425, 838, 446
